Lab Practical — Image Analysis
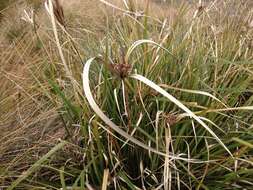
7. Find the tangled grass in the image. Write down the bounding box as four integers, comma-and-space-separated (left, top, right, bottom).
1, 0, 253, 189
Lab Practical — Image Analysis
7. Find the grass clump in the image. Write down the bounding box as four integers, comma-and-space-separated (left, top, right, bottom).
1, 0, 253, 189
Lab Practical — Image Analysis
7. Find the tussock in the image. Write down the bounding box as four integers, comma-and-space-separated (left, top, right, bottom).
1, 0, 253, 189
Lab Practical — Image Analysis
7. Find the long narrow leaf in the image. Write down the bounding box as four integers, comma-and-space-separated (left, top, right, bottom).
125, 39, 175, 63
130, 74, 233, 157
233, 138, 253, 149
159, 84, 227, 107
8, 141, 67, 190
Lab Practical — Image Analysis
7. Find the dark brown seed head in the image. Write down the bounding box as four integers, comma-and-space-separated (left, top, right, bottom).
165, 113, 178, 126
111, 63, 132, 78
106, 46, 132, 78
52, 0, 65, 27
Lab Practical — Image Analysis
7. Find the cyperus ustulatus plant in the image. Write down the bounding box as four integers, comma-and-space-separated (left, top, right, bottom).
3, 0, 253, 189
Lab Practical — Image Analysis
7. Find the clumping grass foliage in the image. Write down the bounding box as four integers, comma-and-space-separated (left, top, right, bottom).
1, 0, 253, 189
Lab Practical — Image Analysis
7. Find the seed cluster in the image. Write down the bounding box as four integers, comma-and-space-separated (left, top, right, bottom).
110, 63, 132, 78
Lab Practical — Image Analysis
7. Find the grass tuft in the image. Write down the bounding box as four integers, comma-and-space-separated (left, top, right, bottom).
1, 0, 253, 189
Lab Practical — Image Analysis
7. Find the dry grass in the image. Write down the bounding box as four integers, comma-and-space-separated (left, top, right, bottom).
1, 0, 253, 189
0, 1, 116, 186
